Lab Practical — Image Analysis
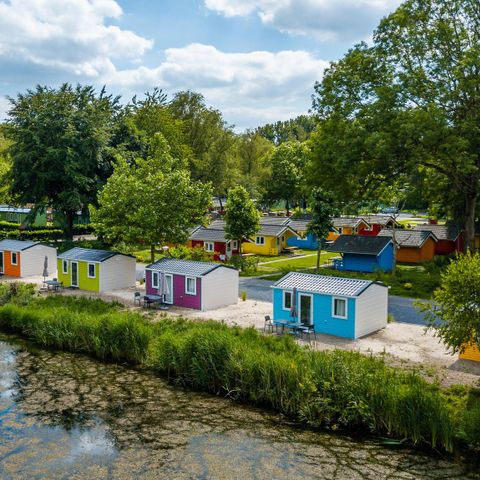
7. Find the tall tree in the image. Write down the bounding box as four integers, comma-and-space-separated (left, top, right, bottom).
91, 135, 211, 263
0, 126, 12, 204
311, 0, 480, 250
263, 141, 309, 216
6, 84, 119, 238
224, 186, 260, 254
308, 188, 337, 273
256, 115, 317, 145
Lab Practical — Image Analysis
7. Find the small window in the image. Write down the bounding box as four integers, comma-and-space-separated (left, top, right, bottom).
11, 252, 17, 265
62, 260, 68, 274
256, 236, 265, 245
283, 291, 292, 310
88, 263, 96, 278
185, 276, 196, 295
232, 240, 238, 250
204, 242, 214, 252
333, 297, 347, 319
276, 237, 280, 246
152, 272, 159, 288
338, 227, 343, 234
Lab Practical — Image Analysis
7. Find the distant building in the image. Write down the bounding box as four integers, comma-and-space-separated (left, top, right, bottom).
0, 205, 47, 227
415, 224, 463, 255
379, 229, 437, 263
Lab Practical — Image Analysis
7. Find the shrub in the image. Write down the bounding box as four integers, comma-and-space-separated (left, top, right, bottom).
228, 255, 258, 274
403, 282, 413, 290
241, 291, 247, 301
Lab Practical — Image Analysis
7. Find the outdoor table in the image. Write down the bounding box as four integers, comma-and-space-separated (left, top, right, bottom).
143, 294, 163, 308
274, 320, 300, 334
43, 280, 62, 292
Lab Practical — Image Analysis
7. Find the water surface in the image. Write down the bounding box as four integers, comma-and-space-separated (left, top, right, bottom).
0, 334, 477, 479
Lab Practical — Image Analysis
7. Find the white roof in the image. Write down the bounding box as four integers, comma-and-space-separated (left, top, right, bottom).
272, 272, 385, 297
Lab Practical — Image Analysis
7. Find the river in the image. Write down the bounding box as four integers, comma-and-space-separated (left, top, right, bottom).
0, 334, 478, 480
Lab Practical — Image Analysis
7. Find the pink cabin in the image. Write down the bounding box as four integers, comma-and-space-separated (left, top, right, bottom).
145, 257, 239, 311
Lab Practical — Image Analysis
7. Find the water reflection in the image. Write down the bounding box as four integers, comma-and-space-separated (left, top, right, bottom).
0, 335, 478, 480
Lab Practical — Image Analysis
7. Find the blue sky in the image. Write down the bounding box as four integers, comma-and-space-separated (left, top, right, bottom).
0, 0, 402, 130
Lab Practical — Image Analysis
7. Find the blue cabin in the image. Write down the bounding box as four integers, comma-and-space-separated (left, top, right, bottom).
326, 235, 394, 273
287, 219, 333, 250
271, 272, 388, 339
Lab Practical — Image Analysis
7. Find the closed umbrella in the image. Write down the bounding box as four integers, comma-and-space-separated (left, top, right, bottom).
157, 272, 170, 303
290, 287, 298, 322
42, 256, 49, 282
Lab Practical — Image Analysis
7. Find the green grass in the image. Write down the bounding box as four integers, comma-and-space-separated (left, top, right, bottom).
1, 292, 479, 454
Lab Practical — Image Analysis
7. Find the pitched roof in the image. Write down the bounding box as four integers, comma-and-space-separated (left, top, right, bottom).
327, 235, 392, 255
259, 216, 290, 226
272, 272, 384, 297
0, 205, 31, 214
209, 219, 227, 229
378, 229, 437, 248
146, 257, 235, 276
362, 215, 398, 227
415, 224, 461, 241
257, 224, 297, 237
0, 239, 39, 252
190, 227, 228, 242
288, 219, 310, 231
332, 217, 370, 228
58, 247, 132, 262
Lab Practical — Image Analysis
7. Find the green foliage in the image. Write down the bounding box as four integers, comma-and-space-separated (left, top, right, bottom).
420, 253, 480, 354
168, 245, 214, 262
2, 295, 480, 452
0, 228, 63, 241
6, 84, 119, 238
240, 291, 247, 301
91, 134, 212, 263
0, 126, 12, 204
224, 186, 260, 252
228, 255, 259, 274
256, 115, 317, 145
0, 282, 35, 306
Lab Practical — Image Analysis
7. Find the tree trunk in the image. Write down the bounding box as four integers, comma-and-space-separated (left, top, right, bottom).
316, 247, 321, 274
464, 193, 477, 252
238, 238, 242, 255
65, 211, 74, 240
150, 244, 155, 264
285, 199, 290, 217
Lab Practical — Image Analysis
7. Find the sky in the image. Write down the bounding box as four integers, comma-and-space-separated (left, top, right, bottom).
0, 0, 402, 131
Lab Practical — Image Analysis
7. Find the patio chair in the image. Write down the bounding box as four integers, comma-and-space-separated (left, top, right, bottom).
133, 291, 142, 306
299, 325, 317, 342
264, 315, 274, 334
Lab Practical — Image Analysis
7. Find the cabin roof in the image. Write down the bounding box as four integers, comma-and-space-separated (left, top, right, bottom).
58, 247, 133, 262
190, 227, 229, 243
272, 271, 385, 297
146, 257, 236, 276
327, 234, 392, 255
0, 239, 39, 252
378, 229, 437, 247
332, 217, 370, 228
415, 224, 461, 241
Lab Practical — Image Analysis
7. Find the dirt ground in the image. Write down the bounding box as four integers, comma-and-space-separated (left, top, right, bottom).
5, 275, 480, 387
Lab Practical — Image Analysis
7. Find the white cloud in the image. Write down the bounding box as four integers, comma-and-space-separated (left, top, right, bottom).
0, 0, 152, 77
205, 0, 402, 41
106, 43, 328, 130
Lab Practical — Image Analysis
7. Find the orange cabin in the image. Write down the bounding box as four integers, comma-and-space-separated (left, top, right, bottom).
329, 217, 370, 242
460, 343, 480, 362
378, 229, 437, 264
0, 248, 21, 276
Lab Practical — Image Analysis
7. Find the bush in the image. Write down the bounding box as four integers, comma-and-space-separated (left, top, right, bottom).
228, 255, 259, 274
403, 282, 413, 290
0, 229, 64, 241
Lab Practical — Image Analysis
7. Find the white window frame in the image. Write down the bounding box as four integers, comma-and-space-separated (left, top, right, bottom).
152, 271, 159, 288
62, 260, 68, 274
11, 252, 18, 265
87, 263, 96, 279
185, 276, 196, 295
299, 293, 314, 326
232, 240, 238, 250
204, 241, 214, 252
256, 236, 265, 245
332, 297, 348, 319
283, 290, 292, 311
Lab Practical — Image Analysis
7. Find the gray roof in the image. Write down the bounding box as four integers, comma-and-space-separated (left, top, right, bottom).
272, 272, 384, 297
378, 229, 437, 247
327, 235, 392, 255
259, 216, 290, 226
288, 219, 310, 231
209, 219, 227, 229
190, 227, 228, 242
0, 239, 39, 252
0, 205, 31, 214
58, 247, 131, 262
415, 224, 460, 241
332, 217, 370, 228
146, 257, 235, 276
362, 215, 398, 227
257, 224, 296, 237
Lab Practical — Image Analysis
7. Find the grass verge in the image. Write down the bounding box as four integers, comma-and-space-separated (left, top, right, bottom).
0, 290, 478, 454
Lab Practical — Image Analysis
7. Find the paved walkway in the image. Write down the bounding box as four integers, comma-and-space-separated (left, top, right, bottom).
239, 277, 428, 326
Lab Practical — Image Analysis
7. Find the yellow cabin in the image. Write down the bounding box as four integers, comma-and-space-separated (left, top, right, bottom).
460, 343, 480, 362
242, 224, 297, 256
329, 217, 370, 241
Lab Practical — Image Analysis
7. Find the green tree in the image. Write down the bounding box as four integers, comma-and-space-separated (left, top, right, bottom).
91, 135, 211, 263
308, 188, 337, 273
224, 186, 260, 254
311, 0, 480, 250
256, 115, 317, 145
264, 141, 309, 216
0, 125, 12, 204
6, 84, 119, 238
421, 252, 480, 354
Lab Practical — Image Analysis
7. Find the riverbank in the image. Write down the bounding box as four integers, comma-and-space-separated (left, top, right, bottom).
0, 290, 479, 456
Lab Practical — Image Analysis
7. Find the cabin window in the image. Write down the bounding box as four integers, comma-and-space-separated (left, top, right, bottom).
283, 291, 292, 310
332, 297, 347, 319
11, 252, 17, 265
185, 276, 196, 295
62, 260, 68, 274
338, 227, 343, 234
276, 237, 280, 246
232, 240, 238, 250
204, 242, 214, 252
152, 271, 159, 288
256, 236, 265, 245
88, 263, 96, 278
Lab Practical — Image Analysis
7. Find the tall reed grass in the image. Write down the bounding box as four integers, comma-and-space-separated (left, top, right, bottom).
0, 293, 478, 453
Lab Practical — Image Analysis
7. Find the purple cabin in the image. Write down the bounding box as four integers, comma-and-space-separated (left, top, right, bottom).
145, 258, 239, 311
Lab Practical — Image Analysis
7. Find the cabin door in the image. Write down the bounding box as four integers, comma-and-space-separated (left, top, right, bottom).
0, 251, 3, 274
299, 294, 313, 326
71, 262, 79, 287
164, 274, 173, 304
